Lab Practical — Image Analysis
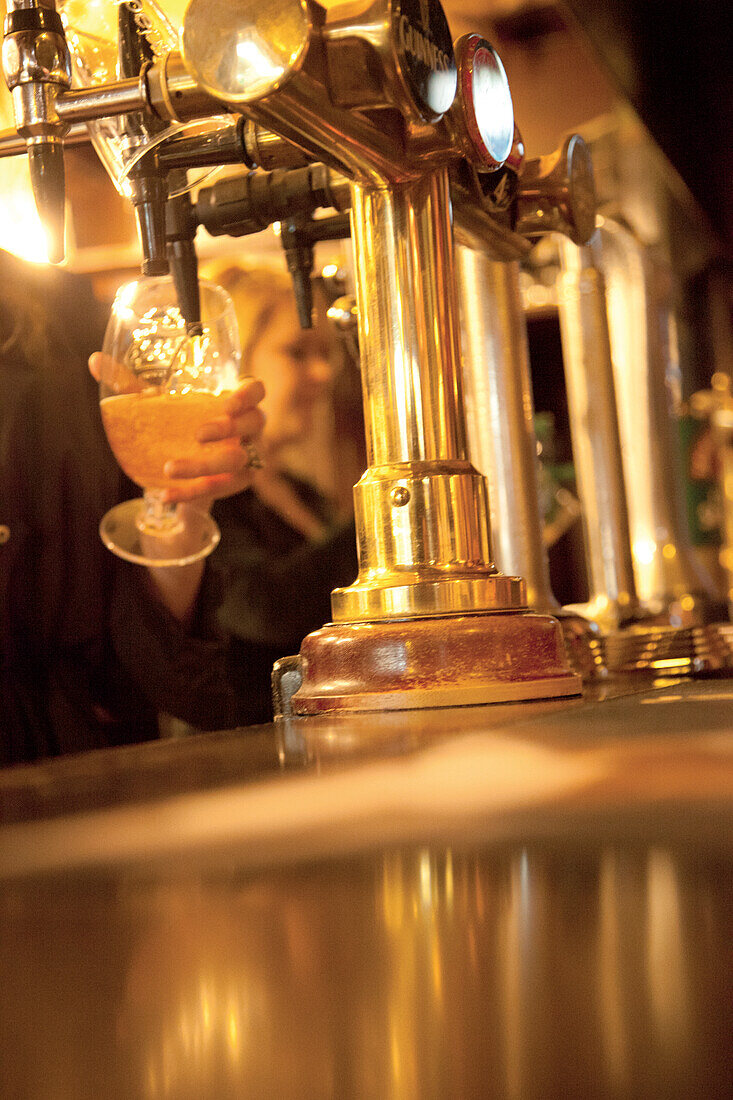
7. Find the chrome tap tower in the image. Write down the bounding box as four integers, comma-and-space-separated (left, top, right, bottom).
557, 227, 733, 674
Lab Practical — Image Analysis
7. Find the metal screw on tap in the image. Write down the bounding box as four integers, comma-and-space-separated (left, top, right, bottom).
390, 485, 411, 507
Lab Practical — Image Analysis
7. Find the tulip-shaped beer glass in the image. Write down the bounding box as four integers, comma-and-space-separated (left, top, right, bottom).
98, 277, 242, 567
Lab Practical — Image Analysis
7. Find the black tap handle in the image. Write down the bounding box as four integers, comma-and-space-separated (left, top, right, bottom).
166, 172, 202, 335
118, 1, 155, 68
129, 159, 169, 276
116, 2, 170, 274
27, 142, 66, 265
281, 220, 315, 329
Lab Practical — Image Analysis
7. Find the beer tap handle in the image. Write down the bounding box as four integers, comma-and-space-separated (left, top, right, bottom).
514, 132, 597, 245
281, 218, 315, 329
281, 213, 353, 329
2, 1, 71, 264
165, 170, 202, 335
117, 2, 169, 276
118, 1, 154, 106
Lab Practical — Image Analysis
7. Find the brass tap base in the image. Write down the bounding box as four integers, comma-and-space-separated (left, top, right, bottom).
604, 622, 733, 676
555, 610, 608, 681
332, 572, 526, 622
291, 612, 582, 715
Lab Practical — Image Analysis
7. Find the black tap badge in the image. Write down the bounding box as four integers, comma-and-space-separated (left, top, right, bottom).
392, 0, 457, 121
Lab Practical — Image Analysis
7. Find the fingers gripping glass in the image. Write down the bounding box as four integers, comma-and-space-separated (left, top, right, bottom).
98, 277, 242, 567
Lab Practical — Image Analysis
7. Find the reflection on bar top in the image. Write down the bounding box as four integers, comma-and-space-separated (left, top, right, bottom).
0, 678, 731, 881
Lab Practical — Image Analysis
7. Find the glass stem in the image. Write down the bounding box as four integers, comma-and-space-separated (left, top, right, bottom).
139, 490, 182, 535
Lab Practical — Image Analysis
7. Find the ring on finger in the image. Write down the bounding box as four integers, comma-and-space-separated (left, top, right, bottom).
240, 437, 264, 469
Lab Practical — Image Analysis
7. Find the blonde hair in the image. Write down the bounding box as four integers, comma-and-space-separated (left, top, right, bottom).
202, 259, 365, 510
200, 261, 294, 368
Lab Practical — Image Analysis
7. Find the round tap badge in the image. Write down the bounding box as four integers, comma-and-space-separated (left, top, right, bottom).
392, 0, 457, 122
456, 34, 514, 170
565, 134, 597, 246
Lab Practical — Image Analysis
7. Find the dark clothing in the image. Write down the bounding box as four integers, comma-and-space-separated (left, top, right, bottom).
1, 253, 359, 759
112, 478, 358, 730
0, 258, 160, 766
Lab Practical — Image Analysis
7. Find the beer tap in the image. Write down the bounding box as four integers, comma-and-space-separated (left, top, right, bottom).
598, 222, 726, 619
556, 232, 645, 635
165, 174, 202, 334
182, 103, 605, 681
116, 1, 169, 276
178, 0, 581, 712
0, 0, 616, 706
182, 161, 349, 327
1, 0, 71, 263
557, 226, 733, 674
115, 4, 202, 329
456, 242, 606, 681
515, 132, 597, 247
447, 37, 604, 679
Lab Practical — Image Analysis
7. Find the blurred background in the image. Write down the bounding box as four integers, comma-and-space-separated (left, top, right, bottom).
0, 0, 729, 603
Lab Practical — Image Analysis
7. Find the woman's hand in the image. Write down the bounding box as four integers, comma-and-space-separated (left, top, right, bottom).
161, 378, 266, 505
89, 352, 267, 507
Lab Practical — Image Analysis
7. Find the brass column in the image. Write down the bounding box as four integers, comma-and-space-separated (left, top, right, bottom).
332, 172, 524, 622
300, 170, 581, 710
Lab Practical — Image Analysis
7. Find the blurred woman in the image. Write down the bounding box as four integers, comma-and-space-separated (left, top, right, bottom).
100, 265, 362, 730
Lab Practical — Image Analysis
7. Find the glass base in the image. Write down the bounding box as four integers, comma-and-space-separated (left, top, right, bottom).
99, 498, 220, 567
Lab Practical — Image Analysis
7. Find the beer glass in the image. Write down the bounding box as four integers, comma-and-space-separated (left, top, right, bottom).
98, 277, 242, 567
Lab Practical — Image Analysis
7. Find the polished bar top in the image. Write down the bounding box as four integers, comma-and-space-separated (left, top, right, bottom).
0, 677, 732, 871
1, 679, 731, 1099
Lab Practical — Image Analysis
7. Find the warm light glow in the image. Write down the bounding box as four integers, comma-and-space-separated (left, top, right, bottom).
226, 1006, 240, 1056
0, 159, 57, 265
633, 537, 657, 566
444, 850, 454, 911
235, 37, 283, 81
526, 283, 552, 308
662, 542, 677, 560
419, 849, 433, 909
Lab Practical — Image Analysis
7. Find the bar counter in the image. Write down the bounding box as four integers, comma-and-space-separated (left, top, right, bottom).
1, 677, 732, 1098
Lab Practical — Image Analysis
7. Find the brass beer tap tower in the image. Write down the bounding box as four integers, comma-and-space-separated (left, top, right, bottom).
1, 0, 589, 711
181, 1, 584, 711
